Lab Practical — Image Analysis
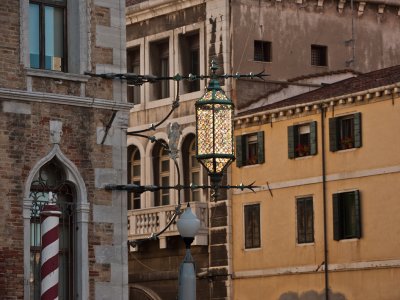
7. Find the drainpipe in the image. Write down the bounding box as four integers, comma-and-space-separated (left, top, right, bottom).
321, 105, 329, 300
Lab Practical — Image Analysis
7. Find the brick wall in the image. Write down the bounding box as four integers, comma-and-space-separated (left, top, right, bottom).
0, 100, 117, 298
0, 0, 26, 90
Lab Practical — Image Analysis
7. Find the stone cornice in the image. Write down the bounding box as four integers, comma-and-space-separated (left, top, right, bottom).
126, 0, 205, 25
0, 88, 133, 111
235, 82, 400, 128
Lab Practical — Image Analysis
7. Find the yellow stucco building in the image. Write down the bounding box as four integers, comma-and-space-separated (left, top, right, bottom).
231, 65, 400, 300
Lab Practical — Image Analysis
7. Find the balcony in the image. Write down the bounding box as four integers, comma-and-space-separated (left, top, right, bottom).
128, 201, 208, 249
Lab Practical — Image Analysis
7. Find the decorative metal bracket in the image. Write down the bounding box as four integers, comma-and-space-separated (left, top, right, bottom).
85, 64, 266, 246
84, 69, 268, 87
105, 182, 259, 193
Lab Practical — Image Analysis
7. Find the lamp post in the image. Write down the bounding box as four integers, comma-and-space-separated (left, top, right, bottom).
177, 204, 201, 300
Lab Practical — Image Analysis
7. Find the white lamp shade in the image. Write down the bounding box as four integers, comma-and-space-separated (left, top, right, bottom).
177, 206, 201, 238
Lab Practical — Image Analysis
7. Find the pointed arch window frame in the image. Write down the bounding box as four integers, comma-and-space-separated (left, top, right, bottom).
23, 145, 89, 300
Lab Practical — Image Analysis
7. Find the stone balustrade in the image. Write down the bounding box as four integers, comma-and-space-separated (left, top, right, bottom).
128, 202, 208, 248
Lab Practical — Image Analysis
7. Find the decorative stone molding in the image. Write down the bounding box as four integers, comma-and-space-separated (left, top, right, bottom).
338, 0, 346, 13
317, 0, 324, 7
50, 120, 63, 144
384, 89, 391, 95
358, 2, 366, 16
378, 4, 385, 14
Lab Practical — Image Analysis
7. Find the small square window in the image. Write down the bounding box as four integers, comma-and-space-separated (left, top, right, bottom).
311, 45, 327, 66
296, 197, 314, 244
236, 132, 265, 167
329, 113, 362, 151
244, 204, 261, 249
254, 40, 272, 62
288, 122, 317, 159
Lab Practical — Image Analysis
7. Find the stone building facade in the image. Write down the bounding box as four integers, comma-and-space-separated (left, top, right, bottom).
0, 0, 130, 299
125, 0, 400, 299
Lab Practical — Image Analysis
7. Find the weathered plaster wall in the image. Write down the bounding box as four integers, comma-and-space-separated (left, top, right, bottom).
231, 0, 400, 108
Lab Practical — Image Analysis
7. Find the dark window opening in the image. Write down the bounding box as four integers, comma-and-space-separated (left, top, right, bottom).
254, 40, 272, 62
244, 204, 261, 249
127, 47, 141, 104
333, 190, 361, 240
297, 197, 314, 244
179, 31, 200, 93
183, 134, 201, 202
149, 39, 170, 100
152, 142, 169, 206
311, 45, 327, 66
128, 146, 141, 209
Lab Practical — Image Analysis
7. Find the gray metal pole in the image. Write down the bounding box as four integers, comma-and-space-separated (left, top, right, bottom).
178, 248, 196, 300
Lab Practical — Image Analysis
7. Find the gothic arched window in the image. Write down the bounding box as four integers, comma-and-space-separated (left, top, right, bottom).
29, 159, 74, 299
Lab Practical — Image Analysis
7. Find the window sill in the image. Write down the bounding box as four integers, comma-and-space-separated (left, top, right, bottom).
242, 163, 261, 168
294, 155, 313, 160
337, 147, 357, 153
243, 247, 262, 252
26, 68, 90, 82
337, 237, 360, 242
296, 242, 315, 247
311, 65, 328, 68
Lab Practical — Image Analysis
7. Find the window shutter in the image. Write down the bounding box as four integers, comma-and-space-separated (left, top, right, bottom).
257, 131, 265, 164
329, 118, 338, 152
310, 121, 318, 155
236, 135, 243, 167
288, 126, 295, 159
333, 193, 340, 241
354, 190, 361, 238
353, 112, 362, 148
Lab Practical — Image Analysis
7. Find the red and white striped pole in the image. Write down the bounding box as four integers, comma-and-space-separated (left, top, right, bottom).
40, 201, 61, 300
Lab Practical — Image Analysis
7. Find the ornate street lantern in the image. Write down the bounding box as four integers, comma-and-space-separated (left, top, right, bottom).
195, 61, 235, 188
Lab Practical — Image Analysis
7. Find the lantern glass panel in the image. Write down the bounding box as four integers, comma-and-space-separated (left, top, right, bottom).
197, 104, 214, 156
214, 104, 233, 155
